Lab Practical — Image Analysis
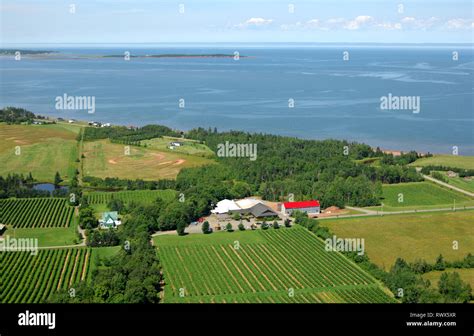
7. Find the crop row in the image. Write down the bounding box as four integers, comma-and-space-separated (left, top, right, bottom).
165, 285, 395, 303
0, 198, 74, 228
158, 227, 393, 303
85, 189, 176, 205
0, 248, 91, 303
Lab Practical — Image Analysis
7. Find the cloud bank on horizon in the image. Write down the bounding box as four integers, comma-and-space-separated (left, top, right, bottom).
1, 0, 473, 44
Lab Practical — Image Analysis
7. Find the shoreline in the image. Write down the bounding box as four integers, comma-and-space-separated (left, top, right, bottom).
25, 113, 471, 157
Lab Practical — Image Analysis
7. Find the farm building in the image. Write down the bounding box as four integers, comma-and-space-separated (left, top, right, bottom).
0, 224, 5, 236
211, 198, 278, 218
99, 211, 122, 229
446, 171, 458, 178
282, 200, 320, 215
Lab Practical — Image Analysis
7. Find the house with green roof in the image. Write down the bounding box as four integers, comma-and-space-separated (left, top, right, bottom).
99, 211, 122, 229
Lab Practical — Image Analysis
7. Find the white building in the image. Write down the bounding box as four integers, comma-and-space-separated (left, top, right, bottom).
211, 198, 278, 218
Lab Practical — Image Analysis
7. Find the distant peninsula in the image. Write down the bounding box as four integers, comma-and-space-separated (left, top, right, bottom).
0, 49, 55, 55
103, 53, 247, 58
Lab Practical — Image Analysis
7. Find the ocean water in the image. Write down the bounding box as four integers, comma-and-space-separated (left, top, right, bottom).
1, 45, 473, 154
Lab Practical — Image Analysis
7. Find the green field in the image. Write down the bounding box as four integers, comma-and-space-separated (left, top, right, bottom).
0, 198, 75, 228
410, 155, 474, 170
322, 211, 474, 269
434, 173, 474, 193
141, 136, 214, 158
85, 189, 177, 205
3, 224, 78, 247
155, 227, 394, 303
83, 139, 214, 180
422, 268, 474, 289
0, 248, 91, 303
367, 182, 474, 212
0, 123, 80, 182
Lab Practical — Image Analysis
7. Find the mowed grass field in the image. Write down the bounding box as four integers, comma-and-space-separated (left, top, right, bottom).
0, 123, 80, 182
367, 182, 474, 211
322, 211, 474, 269
83, 139, 214, 180
141, 136, 214, 158
155, 227, 394, 303
410, 155, 474, 170
3, 224, 78, 247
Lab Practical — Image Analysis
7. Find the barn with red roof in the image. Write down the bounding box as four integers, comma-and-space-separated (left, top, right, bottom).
282, 200, 320, 215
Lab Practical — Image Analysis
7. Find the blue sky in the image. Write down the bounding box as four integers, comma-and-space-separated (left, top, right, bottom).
1, 0, 473, 44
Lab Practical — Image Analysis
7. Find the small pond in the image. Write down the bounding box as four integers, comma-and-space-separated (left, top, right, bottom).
33, 183, 69, 193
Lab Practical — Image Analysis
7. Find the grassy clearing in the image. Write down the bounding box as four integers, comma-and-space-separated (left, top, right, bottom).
0, 124, 79, 182
155, 227, 394, 303
410, 155, 474, 170
355, 157, 381, 167
322, 210, 474, 270
141, 136, 214, 158
367, 182, 474, 212
154, 229, 267, 247
434, 172, 474, 193
4, 223, 78, 247
82, 139, 214, 180
422, 269, 474, 289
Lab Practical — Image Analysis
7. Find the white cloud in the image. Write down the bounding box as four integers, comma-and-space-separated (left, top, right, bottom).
277, 15, 473, 32
400, 16, 438, 30
376, 22, 402, 30
247, 17, 273, 25
306, 19, 321, 28
344, 15, 374, 30
445, 18, 473, 29
234, 17, 274, 29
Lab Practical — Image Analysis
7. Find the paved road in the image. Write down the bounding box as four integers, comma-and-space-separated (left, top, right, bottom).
422, 174, 474, 197
318, 206, 474, 220
345, 206, 378, 215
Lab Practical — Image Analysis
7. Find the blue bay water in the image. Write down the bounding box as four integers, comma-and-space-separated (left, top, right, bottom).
0, 45, 473, 154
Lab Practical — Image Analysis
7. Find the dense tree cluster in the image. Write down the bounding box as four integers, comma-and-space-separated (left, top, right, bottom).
420, 165, 474, 177
0, 107, 36, 124
78, 206, 98, 230
87, 229, 120, 247
379, 151, 423, 166
385, 258, 472, 303
0, 173, 50, 198
184, 128, 421, 207
82, 124, 180, 142
0, 172, 71, 198
51, 232, 161, 303
82, 176, 176, 190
